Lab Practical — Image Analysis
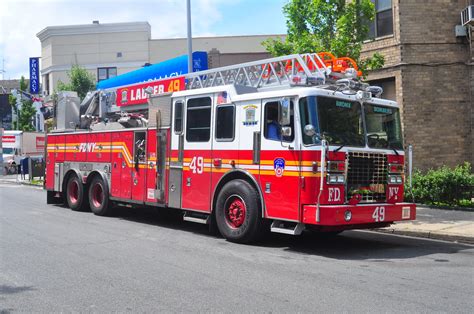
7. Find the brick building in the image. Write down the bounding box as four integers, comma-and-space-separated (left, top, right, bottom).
362, 0, 473, 170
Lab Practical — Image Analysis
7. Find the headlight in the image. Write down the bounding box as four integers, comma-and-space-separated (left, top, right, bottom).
388, 175, 403, 184
328, 174, 345, 184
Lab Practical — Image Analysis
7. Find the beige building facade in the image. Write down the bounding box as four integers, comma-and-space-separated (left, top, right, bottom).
361, 0, 473, 170
36, 21, 283, 96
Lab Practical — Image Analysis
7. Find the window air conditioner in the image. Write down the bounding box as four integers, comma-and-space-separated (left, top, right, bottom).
461, 5, 474, 26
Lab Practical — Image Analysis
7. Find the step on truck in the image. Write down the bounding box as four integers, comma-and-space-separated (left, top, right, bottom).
45, 52, 416, 243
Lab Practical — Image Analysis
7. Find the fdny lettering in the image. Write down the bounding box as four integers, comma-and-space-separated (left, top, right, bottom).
78, 143, 97, 153
389, 187, 399, 199
328, 187, 341, 202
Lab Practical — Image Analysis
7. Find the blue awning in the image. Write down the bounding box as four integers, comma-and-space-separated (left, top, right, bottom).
97, 51, 208, 90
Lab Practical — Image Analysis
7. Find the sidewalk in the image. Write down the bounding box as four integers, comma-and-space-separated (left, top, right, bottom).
376, 206, 474, 244
1, 175, 473, 244
0, 174, 43, 186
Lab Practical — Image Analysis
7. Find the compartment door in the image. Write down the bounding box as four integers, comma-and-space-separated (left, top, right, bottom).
112, 131, 133, 199
181, 96, 213, 212
259, 98, 301, 221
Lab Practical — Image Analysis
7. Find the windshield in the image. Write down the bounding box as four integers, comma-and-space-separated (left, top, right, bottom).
364, 104, 403, 150
299, 96, 364, 146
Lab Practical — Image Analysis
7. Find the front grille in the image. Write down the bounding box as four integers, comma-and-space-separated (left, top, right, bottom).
347, 152, 387, 203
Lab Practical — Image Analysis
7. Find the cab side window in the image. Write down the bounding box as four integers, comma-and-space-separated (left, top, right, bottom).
215, 105, 235, 141
186, 97, 212, 142
264, 101, 294, 142
174, 101, 183, 134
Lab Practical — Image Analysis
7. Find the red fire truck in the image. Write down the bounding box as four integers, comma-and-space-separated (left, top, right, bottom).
45, 53, 416, 243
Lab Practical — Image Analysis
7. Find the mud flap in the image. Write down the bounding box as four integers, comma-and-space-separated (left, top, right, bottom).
46, 190, 63, 204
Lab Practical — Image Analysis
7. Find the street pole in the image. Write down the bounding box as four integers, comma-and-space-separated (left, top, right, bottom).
186, 0, 193, 74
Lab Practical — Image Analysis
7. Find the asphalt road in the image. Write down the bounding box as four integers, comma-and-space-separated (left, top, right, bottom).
1, 183, 473, 312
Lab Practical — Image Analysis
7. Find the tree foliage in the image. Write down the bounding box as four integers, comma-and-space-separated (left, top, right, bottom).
9, 76, 37, 131
263, 0, 384, 74
57, 64, 96, 100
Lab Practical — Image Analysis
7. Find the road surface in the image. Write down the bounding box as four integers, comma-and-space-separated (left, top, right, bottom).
1, 182, 473, 312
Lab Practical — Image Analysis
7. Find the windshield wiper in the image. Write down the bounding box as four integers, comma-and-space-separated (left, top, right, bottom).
334, 144, 345, 152
388, 143, 399, 156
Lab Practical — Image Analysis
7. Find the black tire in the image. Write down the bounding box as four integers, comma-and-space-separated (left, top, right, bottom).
66, 175, 88, 211
215, 179, 263, 243
88, 176, 112, 216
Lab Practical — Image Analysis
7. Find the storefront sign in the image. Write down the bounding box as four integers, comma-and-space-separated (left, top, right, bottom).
29, 57, 40, 94
36, 137, 45, 150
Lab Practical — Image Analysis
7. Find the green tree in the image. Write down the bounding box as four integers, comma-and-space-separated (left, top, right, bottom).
57, 64, 96, 100
263, 0, 384, 75
17, 99, 36, 131
9, 76, 37, 131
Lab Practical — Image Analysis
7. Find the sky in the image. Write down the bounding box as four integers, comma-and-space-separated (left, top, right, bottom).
0, 0, 288, 80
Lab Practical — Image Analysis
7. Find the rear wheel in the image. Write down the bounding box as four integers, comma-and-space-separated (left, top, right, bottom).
66, 175, 88, 211
88, 176, 112, 216
215, 179, 263, 243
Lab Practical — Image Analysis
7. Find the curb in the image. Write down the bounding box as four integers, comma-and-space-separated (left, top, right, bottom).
416, 204, 474, 213
0, 179, 42, 187
21, 182, 43, 187
375, 228, 474, 245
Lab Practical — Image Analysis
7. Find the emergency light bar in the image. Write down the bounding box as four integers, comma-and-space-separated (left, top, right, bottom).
289, 74, 325, 86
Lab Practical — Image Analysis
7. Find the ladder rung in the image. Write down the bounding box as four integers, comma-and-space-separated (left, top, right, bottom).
184, 53, 331, 90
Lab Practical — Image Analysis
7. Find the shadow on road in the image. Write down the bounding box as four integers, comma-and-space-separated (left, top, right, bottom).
261, 231, 472, 261
53, 203, 473, 261
0, 285, 35, 295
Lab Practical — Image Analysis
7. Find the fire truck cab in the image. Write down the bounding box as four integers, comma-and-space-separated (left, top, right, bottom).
45, 53, 416, 243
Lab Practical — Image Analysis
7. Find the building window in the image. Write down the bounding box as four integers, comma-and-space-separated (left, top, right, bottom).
186, 97, 211, 142
368, 0, 393, 38
368, 77, 396, 101
97, 67, 117, 82
215, 105, 235, 141
44, 74, 50, 95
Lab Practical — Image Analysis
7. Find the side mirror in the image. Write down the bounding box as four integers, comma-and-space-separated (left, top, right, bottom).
304, 124, 317, 137
278, 97, 291, 126
304, 124, 322, 141
281, 126, 292, 137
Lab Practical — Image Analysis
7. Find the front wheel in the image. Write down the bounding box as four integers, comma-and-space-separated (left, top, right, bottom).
88, 176, 112, 216
215, 179, 263, 243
